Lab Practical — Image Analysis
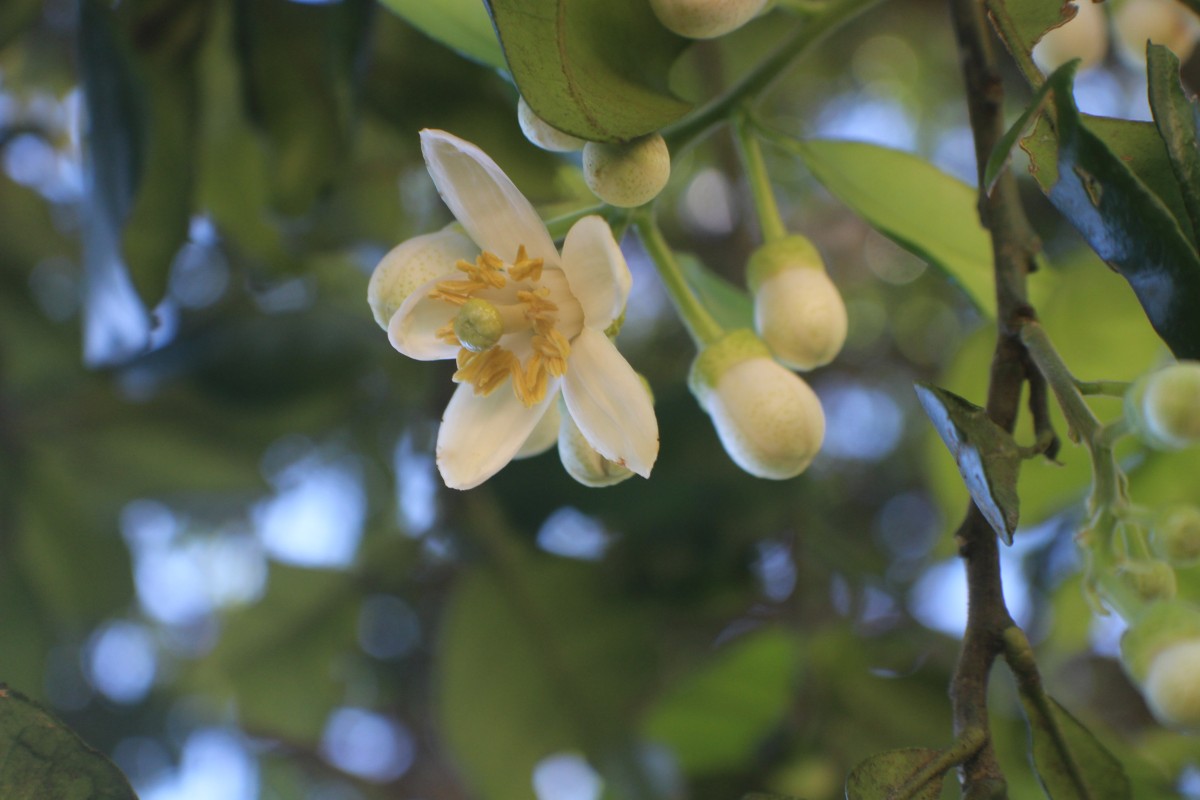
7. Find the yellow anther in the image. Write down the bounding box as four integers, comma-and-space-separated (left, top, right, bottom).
508, 245, 544, 282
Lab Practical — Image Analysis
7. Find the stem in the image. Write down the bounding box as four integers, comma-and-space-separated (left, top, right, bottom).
543, 203, 614, 240
733, 110, 788, 243
632, 212, 724, 347
894, 729, 989, 800
1076, 379, 1131, 397
661, 0, 884, 153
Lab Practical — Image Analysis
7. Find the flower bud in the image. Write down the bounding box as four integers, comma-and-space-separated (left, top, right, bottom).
1113, 0, 1200, 67
1116, 558, 1177, 603
1143, 639, 1200, 730
582, 134, 670, 208
517, 96, 586, 153
689, 329, 825, 479
1032, 0, 1110, 74
1151, 505, 1200, 566
649, 0, 770, 39
1125, 361, 1200, 450
747, 236, 847, 371
1119, 600, 1200, 686
368, 229, 477, 329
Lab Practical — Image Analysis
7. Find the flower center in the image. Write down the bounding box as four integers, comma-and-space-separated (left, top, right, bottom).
430, 246, 572, 408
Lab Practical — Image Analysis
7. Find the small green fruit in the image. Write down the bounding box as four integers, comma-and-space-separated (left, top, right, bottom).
517, 96, 586, 153
649, 0, 769, 39
1126, 361, 1200, 450
582, 134, 670, 208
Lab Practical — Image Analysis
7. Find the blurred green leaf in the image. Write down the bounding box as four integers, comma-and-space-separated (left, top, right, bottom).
1022, 696, 1130, 800
0, 686, 137, 800
235, 0, 371, 215
1019, 62, 1200, 358
677, 253, 754, 333
782, 137, 994, 316
915, 382, 1022, 544
0, 0, 39, 51
438, 547, 656, 800
378, 0, 505, 70
845, 748, 945, 800
642, 629, 801, 775
486, 0, 692, 142
1146, 43, 1200, 244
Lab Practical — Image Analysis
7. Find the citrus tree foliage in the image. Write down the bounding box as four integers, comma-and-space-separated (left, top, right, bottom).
1, 0, 1200, 799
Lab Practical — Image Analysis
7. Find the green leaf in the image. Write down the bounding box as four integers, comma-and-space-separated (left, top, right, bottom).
677, 253, 754, 333
485, 0, 692, 142
0, 686, 137, 799
235, 0, 371, 215
641, 629, 801, 775
1024, 63, 1200, 358
0, 0, 40, 51
985, 61, 1062, 192
985, 0, 1073, 61
1022, 696, 1131, 800
378, 0, 505, 70
438, 553, 656, 800
1146, 43, 1200, 245
784, 138, 995, 317
914, 382, 1022, 544
845, 748, 946, 800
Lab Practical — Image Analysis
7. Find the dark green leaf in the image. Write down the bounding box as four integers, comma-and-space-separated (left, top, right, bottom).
235, 0, 371, 215
1023, 696, 1131, 800
1146, 43, 1200, 244
1022, 62, 1200, 358
642, 629, 801, 775
985, 60, 1062, 192
846, 748, 945, 800
985, 0, 1073, 63
677, 253, 754, 333
0, 686, 137, 799
378, 0, 505, 69
0, 0, 40, 51
914, 382, 1021, 544
485, 0, 692, 142
783, 137, 995, 316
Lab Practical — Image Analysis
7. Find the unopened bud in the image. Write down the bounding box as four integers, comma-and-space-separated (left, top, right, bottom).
368, 229, 477, 329
1119, 600, 1200, 685
582, 134, 670, 208
649, 0, 770, 39
1113, 0, 1200, 67
689, 329, 825, 479
1117, 559, 1177, 603
1032, 0, 1110, 74
747, 236, 847, 371
1143, 638, 1200, 730
1125, 361, 1200, 450
518, 96, 587, 153
1151, 506, 1200, 566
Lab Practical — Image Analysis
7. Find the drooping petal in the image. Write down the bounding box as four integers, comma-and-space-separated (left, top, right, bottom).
420, 129, 559, 267
437, 379, 561, 490
560, 215, 631, 330
367, 228, 477, 330
515, 399, 561, 459
388, 276, 460, 361
562, 328, 658, 478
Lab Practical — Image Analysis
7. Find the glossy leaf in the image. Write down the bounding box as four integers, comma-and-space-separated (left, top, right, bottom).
378, 0, 505, 70
1020, 62, 1200, 358
846, 748, 945, 800
1023, 696, 1131, 800
485, 0, 692, 142
642, 629, 801, 775
677, 253, 754, 333
915, 382, 1022, 544
785, 138, 995, 316
1146, 43, 1200, 244
0, 686, 137, 800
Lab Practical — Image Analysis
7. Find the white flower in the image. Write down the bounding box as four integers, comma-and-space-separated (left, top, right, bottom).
375, 130, 659, 490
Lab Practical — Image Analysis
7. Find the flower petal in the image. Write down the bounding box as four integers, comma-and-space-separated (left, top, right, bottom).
437, 379, 561, 490
388, 276, 460, 361
420, 129, 559, 267
560, 215, 631, 330
515, 399, 561, 460
367, 228, 477, 330
562, 328, 658, 478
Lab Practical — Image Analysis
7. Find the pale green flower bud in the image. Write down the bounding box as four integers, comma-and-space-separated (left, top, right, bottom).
689, 329, 825, 479
1125, 361, 1200, 450
1151, 506, 1200, 566
367, 229, 476, 330
747, 236, 847, 371
582, 134, 670, 208
649, 0, 770, 39
1143, 639, 1200, 730
1119, 600, 1200, 685
1032, 0, 1109, 74
1116, 558, 1177, 603
1113, 0, 1200, 67
517, 96, 586, 153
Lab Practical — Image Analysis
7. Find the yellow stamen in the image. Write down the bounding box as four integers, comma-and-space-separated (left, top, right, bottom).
508, 245, 544, 282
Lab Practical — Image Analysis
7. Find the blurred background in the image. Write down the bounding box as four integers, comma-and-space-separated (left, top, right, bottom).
1, 0, 1198, 798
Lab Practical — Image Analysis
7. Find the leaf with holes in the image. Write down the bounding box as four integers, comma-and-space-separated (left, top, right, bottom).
485, 0, 692, 142
915, 382, 1022, 544
846, 748, 946, 800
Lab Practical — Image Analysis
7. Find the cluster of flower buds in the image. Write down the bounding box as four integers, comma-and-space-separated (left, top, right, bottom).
649, 0, 769, 39
1125, 360, 1200, 450
1120, 600, 1200, 730
1032, 0, 1200, 73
